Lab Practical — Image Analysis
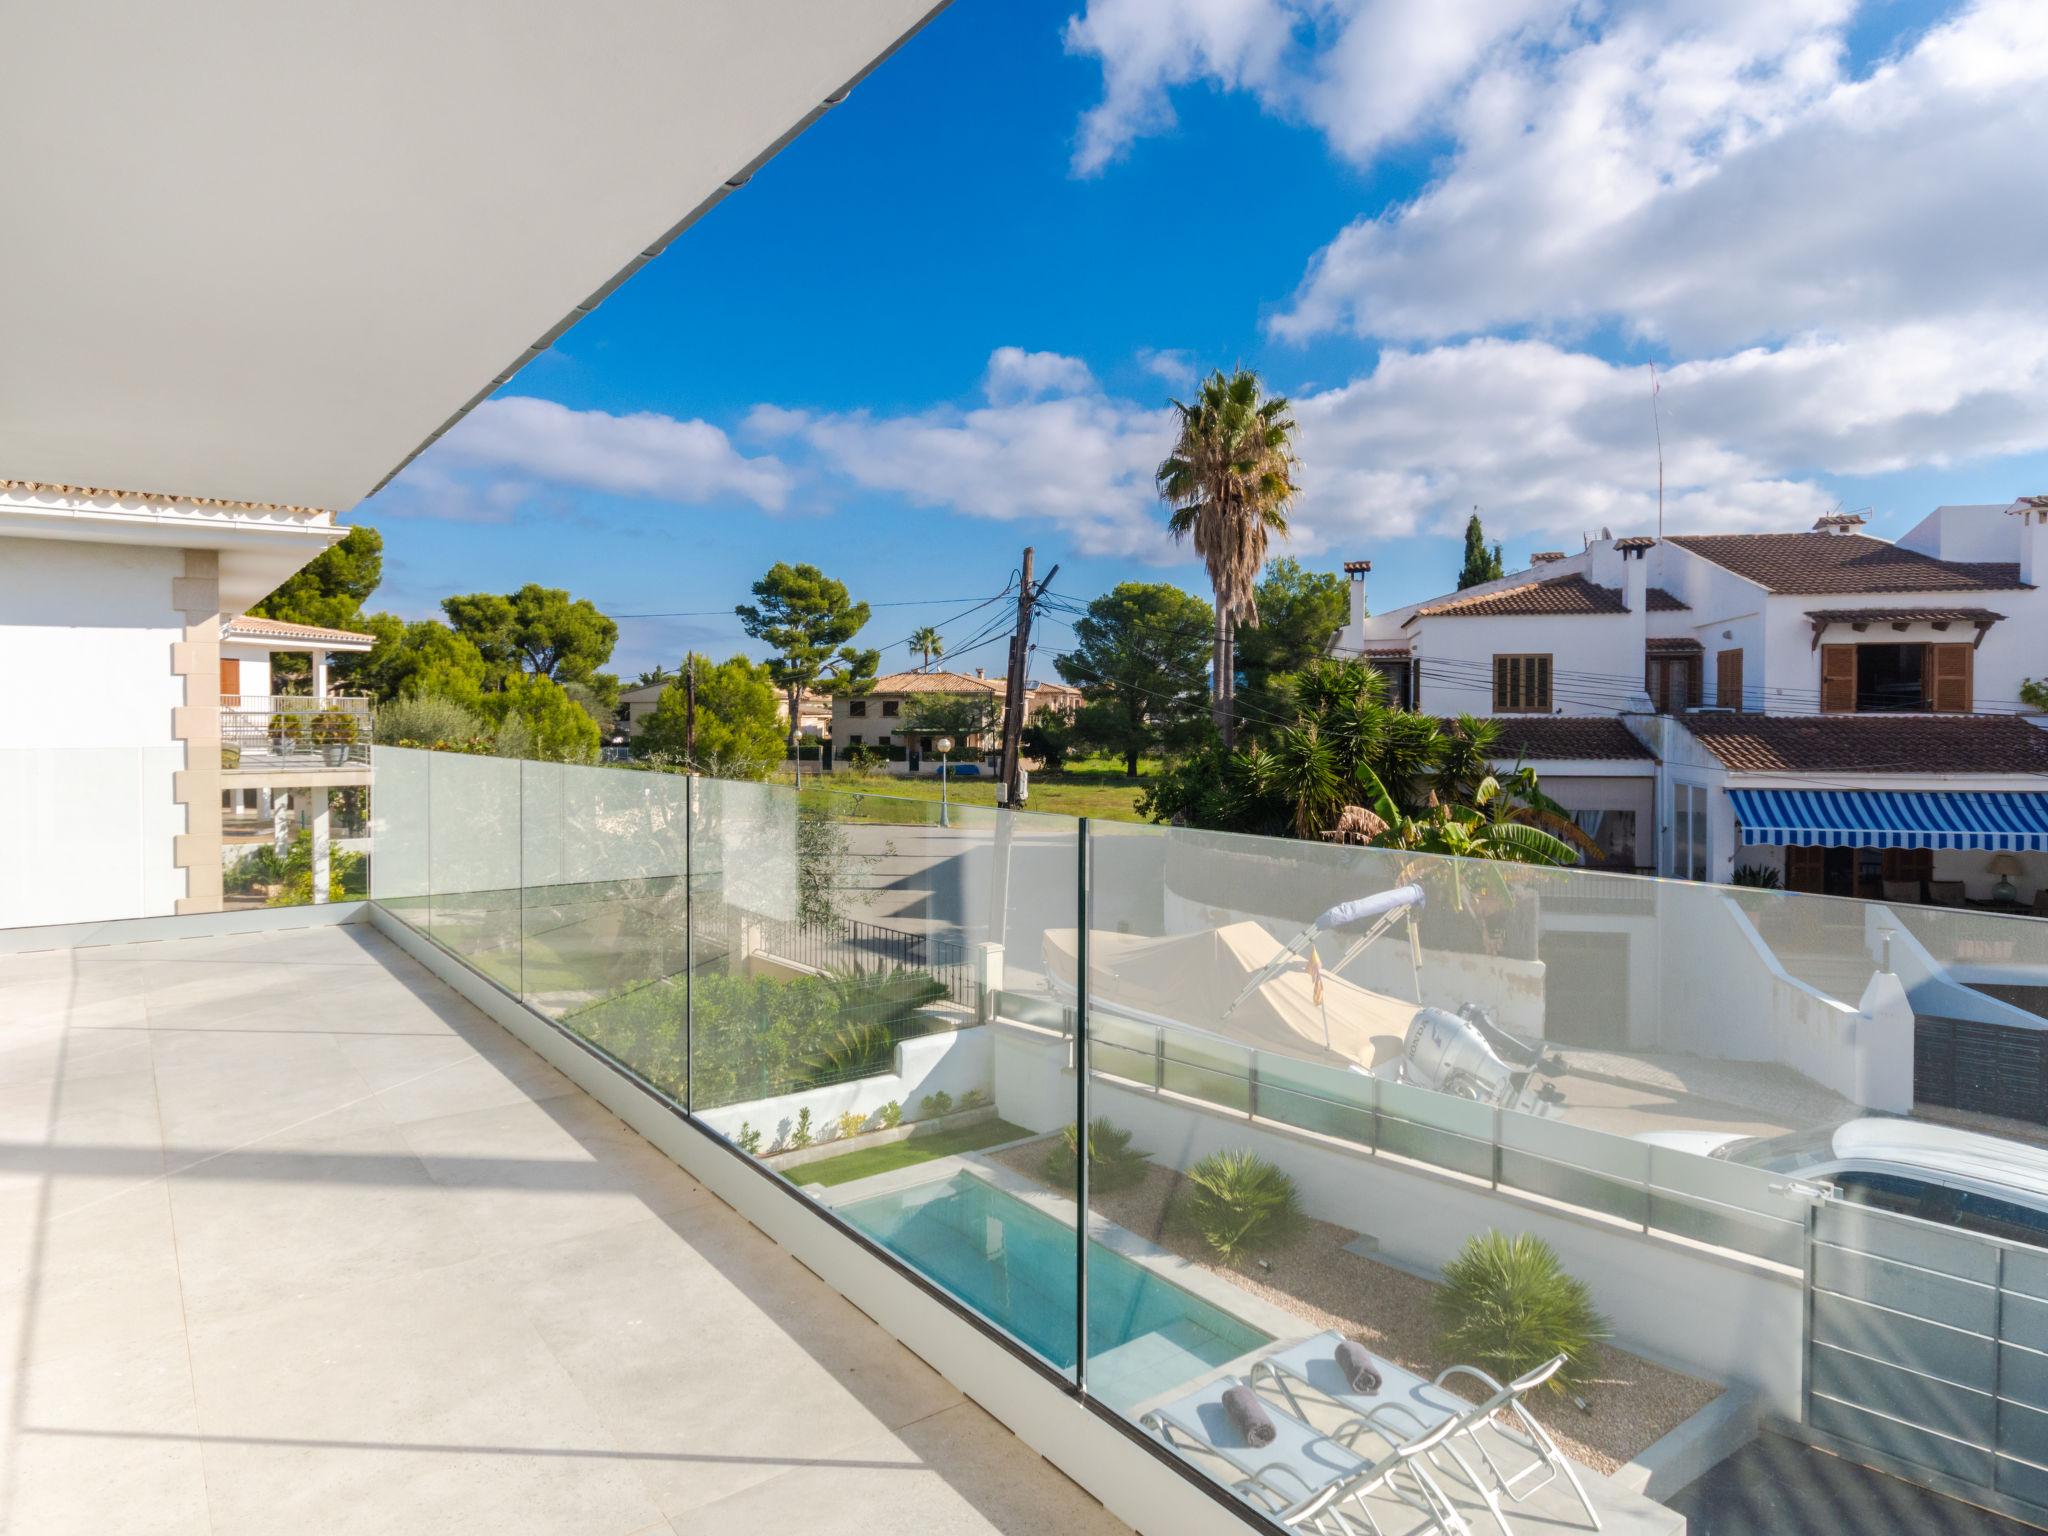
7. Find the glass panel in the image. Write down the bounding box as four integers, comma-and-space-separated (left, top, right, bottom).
425, 750, 522, 987
367, 745, 430, 926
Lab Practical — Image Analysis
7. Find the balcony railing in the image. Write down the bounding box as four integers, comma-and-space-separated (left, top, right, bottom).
221, 694, 372, 771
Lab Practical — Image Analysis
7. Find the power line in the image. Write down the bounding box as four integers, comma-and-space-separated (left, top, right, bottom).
609, 594, 991, 619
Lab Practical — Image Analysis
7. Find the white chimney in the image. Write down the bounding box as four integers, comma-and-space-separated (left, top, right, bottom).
2011, 496, 2048, 586
1344, 560, 1370, 633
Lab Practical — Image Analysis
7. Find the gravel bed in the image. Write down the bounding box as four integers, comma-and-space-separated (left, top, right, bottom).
990, 1138, 1720, 1475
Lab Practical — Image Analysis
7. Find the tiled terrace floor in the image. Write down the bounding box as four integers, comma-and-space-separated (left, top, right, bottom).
0, 920, 1130, 1536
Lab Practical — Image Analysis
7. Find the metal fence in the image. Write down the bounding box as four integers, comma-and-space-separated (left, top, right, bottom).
222, 695, 373, 771
1800, 1196, 2048, 1524
757, 913, 979, 1011
996, 990, 1809, 1268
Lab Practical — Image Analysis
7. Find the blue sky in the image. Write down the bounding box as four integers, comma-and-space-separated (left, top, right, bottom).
359, 0, 2048, 678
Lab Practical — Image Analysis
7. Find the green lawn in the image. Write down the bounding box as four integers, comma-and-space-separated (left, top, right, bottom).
782, 1117, 1032, 1187
795, 761, 1158, 824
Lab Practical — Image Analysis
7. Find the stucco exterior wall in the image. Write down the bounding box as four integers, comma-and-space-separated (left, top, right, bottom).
0, 536, 189, 925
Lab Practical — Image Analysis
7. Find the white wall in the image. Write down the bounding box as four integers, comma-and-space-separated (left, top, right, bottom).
0, 537, 186, 926
1415, 612, 1644, 717
693, 1027, 993, 1149
220, 643, 273, 702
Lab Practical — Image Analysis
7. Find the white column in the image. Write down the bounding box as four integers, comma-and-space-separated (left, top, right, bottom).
313, 650, 330, 701
311, 792, 331, 905
272, 793, 291, 854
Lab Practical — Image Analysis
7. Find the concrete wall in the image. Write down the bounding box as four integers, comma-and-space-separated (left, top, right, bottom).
694, 1026, 994, 1149
991, 1019, 1806, 1420
0, 536, 188, 926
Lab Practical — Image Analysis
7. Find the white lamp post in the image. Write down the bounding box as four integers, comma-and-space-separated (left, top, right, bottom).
935, 736, 954, 828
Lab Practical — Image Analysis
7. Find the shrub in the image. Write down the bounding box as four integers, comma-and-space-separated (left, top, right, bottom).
376, 694, 486, 748
1731, 863, 1782, 889
735, 1122, 762, 1156
957, 1088, 987, 1112
920, 1090, 954, 1119
805, 1019, 898, 1084
1045, 1119, 1153, 1194
789, 1107, 813, 1150
1432, 1231, 1608, 1398
1176, 1149, 1304, 1261
836, 1109, 868, 1141
878, 1101, 903, 1129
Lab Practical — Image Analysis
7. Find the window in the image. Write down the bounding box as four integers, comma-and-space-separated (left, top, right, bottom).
882, 699, 900, 717
1492, 654, 1551, 713
1832, 1171, 1938, 1221
1569, 809, 1638, 869
848, 699, 867, 718
1669, 784, 1708, 880
1366, 657, 1413, 709
1716, 648, 1744, 711
847, 734, 862, 747
1646, 653, 1702, 714
1822, 642, 1974, 714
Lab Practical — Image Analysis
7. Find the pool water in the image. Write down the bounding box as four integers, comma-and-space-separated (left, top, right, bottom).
836, 1171, 1271, 1411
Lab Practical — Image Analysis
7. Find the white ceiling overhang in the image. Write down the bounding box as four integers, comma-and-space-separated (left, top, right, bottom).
0, 1, 946, 512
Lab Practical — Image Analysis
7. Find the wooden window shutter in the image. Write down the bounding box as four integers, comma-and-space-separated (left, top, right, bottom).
1820, 645, 1857, 713
1716, 649, 1744, 710
1786, 846, 1824, 894
218, 657, 241, 703
1536, 655, 1552, 711
1687, 655, 1703, 708
1928, 643, 1973, 713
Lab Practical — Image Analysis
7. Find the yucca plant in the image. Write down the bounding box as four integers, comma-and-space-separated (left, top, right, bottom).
1044, 1118, 1153, 1194
1432, 1231, 1608, 1397
1176, 1149, 1303, 1261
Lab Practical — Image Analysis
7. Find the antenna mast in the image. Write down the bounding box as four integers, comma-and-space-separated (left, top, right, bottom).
1649, 362, 1665, 538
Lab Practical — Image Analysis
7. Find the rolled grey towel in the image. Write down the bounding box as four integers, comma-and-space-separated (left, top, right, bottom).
1221, 1383, 1276, 1447
1334, 1340, 1381, 1395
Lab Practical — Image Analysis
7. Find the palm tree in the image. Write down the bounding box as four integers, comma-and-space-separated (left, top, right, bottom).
908, 626, 943, 671
1157, 368, 1299, 746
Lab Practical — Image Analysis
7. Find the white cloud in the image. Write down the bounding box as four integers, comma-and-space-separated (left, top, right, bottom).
1137, 346, 1196, 385
982, 346, 1100, 403
434, 396, 795, 512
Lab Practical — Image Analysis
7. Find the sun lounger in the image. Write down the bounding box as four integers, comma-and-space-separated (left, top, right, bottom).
1140, 1373, 1472, 1534
1248, 1332, 1601, 1534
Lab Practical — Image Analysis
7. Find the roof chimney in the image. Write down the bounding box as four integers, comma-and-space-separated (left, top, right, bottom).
1343, 559, 1370, 634
2009, 495, 2048, 586
974, 667, 985, 680
1619, 540, 1649, 613
1530, 551, 1566, 564
1813, 511, 1867, 534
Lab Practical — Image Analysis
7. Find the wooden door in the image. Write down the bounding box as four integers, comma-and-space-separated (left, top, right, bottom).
1820, 645, 1857, 713
218, 657, 241, 706
1785, 845, 1825, 894
1716, 648, 1744, 710
1927, 643, 1973, 712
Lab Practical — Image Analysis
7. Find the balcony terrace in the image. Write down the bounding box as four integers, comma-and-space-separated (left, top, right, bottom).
219, 694, 372, 785
0, 916, 1127, 1536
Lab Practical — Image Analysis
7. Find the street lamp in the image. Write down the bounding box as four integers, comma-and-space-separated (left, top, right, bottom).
934, 736, 954, 828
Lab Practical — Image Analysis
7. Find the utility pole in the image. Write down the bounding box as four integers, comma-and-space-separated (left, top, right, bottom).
997, 547, 1057, 807
684, 656, 697, 762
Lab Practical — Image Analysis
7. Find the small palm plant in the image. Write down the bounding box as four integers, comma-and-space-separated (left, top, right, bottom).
1432, 1231, 1609, 1397
1044, 1118, 1153, 1194
1176, 1149, 1304, 1261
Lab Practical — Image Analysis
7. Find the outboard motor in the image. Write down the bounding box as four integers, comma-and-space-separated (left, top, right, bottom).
1400, 1004, 1566, 1110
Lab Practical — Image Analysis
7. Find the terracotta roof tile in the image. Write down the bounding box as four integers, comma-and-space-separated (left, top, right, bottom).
1408, 574, 1688, 620
1805, 606, 2005, 629
1682, 713, 2048, 774
1645, 636, 1703, 653
1667, 532, 2027, 595
224, 615, 375, 647
1449, 717, 1655, 762
865, 670, 1008, 695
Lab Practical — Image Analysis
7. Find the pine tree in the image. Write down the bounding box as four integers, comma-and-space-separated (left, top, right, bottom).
1457, 510, 1505, 590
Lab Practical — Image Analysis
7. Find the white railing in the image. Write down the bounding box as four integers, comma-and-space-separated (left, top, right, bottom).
221, 695, 372, 771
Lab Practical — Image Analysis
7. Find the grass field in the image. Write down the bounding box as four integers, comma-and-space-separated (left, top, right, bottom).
790, 754, 1160, 824
781, 1117, 1032, 1187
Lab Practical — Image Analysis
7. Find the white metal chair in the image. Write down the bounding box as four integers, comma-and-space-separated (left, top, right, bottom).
1249, 1332, 1601, 1534
1140, 1374, 1473, 1535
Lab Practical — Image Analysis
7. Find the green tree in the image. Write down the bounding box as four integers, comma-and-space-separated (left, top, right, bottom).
908, 626, 943, 669
1021, 704, 1079, 772
1158, 368, 1300, 746
734, 563, 878, 751
356, 614, 490, 706
251, 524, 383, 630
1233, 558, 1350, 737
1054, 583, 1214, 777
1141, 658, 1577, 866
443, 584, 621, 708
477, 673, 600, 763
634, 654, 785, 778
249, 523, 384, 689
901, 690, 1000, 752
1456, 510, 1506, 590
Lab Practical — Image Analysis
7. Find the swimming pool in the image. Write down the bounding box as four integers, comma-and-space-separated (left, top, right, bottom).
835, 1170, 1271, 1411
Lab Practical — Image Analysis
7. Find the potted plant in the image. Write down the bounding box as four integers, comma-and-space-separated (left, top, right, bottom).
267, 711, 305, 755
311, 709, 359, 767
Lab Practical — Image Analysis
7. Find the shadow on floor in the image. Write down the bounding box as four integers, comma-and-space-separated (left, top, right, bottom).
1669, 1433, 2040, 1536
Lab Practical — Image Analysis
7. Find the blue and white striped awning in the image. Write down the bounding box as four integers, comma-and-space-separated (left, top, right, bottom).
1728, 788, 2048, 851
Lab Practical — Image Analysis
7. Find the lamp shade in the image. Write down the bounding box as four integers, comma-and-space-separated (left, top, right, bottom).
1988, 852, 2026, 877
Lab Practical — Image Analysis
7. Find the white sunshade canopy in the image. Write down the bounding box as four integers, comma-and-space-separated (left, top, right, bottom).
0, 1, 944, 511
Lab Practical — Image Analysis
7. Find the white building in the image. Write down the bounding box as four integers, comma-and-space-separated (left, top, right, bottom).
1339, 504, 2048, 903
